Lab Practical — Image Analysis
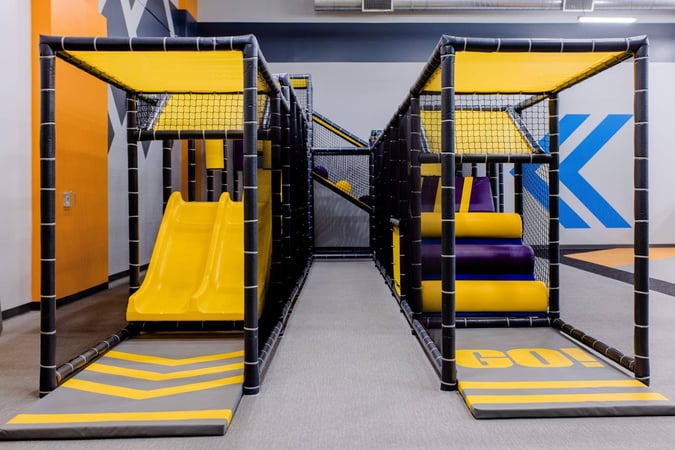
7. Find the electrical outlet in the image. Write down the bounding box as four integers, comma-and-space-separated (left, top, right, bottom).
63, 191, 72, 208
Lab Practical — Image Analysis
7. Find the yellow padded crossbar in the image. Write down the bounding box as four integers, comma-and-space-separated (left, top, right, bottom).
421, 280, 549, 313
421, 212, 523, 239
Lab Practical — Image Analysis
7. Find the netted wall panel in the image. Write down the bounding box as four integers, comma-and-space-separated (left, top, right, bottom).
313, 121, 362, 149
313, 152, 370, 201
420, 94, 547, 155
137, 93, 270, 131
522, 163, 550, 286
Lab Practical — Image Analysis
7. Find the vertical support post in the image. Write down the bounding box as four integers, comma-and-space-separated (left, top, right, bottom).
548, 95, 560, 319
281, 86, 292, 289
162, 139, 172, 211
243, 40, 260, 395
440, 45, 457, 391
206, 169, 215, 202
221, 141, 228, 196
634, 43, 650, 385
39, 43, 57, 396
498, 163, 504, 212
513, 163, 523, 215
127, 95, 141, 294
187, 139, 196, 201
271, 93, 283, 293
488, 163, 499, 211
409, 97, 423, 313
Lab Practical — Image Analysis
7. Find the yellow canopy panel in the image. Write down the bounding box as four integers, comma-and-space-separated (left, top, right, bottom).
421, 109, 534, 154
151, 94, 268, 131
62, 50, 269, 93
423, 51, 626, 93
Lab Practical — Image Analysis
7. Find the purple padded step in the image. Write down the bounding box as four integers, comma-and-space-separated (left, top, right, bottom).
421, 176, 494, 213
422, 243, 535, 275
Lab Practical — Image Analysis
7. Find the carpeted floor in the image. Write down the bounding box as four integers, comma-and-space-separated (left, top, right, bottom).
1, 260, 675, 449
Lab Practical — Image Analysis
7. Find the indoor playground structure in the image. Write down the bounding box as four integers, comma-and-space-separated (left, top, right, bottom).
3, 31, 675, 441
372, 35, 675, 418
1, 35, 312, 439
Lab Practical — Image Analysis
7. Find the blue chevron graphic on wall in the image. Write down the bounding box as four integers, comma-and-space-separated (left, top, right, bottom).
525, 114, 632, 229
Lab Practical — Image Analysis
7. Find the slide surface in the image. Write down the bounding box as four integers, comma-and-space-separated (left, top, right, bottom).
127, 171, 271, 322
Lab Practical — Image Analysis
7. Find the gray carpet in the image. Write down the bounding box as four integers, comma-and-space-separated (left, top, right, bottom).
2, 260, 675, 448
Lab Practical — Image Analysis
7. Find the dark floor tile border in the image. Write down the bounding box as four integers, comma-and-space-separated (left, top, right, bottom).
561, 247, 675, 298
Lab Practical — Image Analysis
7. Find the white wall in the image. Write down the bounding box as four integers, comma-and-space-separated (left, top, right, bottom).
0, 1, 32, 311
199, 0, 674, 23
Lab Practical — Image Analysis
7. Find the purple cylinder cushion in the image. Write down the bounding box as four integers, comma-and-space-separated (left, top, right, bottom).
421, 243, 535, 275
421, 176, 495, 213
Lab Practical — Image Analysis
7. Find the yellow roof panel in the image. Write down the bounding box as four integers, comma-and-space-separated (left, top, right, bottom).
423, 51, 626, 93
64, 50, 247, 93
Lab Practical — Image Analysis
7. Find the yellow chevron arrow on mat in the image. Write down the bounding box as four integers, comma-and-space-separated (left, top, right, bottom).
62, 374, 243, 400
86, 361, 244, 380
103, 349, 243, 366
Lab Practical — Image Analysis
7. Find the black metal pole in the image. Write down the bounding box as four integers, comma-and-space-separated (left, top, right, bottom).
634, 42, 650, 385
498, 163, 504, 212
127, 95, 141, 294
187, 139, 196, 201
514, 163, 523, 215
271, 93, 283, 295
243, 40, 260, 395
440, 45, 457, 391
409, 97, 423, 313
221, 141, 228, 197
207, 167, 215, 202
548, 96, 561, 319
162, 139, 172, 211
39, 43, 57, 397
281, 86, 292, 290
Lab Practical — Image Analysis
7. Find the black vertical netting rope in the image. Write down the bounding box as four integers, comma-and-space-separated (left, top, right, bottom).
127, 95, 141, 294
548, 96, 561, 319
39, 43, 57, 396
634, 43, 650, 385
514, 163, 523, 215
271, 94, 283, 294
162, 140, 172, 211
440, 46, 457, 392
409, 97, 423, 313
243, 42, 260, 395
187, 139, 196, 201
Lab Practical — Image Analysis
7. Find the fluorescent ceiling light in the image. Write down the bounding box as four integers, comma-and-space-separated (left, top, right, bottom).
578, 16, 637, 24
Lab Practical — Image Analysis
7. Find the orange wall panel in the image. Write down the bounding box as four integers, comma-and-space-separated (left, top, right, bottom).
179, 0, 199, 20
32, 0, 108, 300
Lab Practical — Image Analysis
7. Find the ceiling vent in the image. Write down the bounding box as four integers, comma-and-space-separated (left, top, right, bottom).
362, 0, 394, 12
562, 0, 594, 11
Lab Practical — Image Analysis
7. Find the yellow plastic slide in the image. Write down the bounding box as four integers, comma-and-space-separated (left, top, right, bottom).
127, 171, 272, 322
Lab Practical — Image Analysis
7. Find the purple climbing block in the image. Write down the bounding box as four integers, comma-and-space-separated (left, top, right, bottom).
421, 176, 495, 213
421, 243, 535, 275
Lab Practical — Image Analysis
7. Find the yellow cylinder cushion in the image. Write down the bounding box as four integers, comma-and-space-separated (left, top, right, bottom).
421, 212, 523, 239
421, 280, 548, 313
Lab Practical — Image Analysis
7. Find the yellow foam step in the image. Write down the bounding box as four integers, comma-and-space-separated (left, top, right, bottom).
421, 280, 548, 313
421, 212, 523, 239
